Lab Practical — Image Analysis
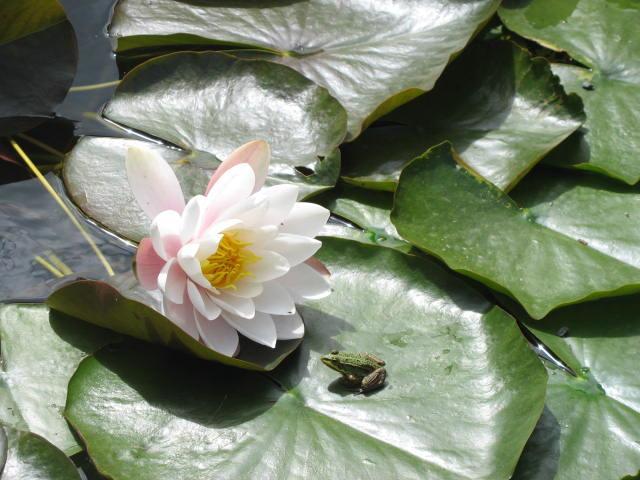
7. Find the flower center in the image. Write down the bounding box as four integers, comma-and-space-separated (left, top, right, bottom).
200, 233, 260, 290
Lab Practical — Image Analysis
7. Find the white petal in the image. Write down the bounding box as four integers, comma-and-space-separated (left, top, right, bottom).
234, 225, 278, 247
222, 311, 277, 348
200, 218, 244, 240
255, 185, 299, 226
199, 164, 255, 233
157, 258, 187, 304
187, 281, 222, 320
163, 297, 198, 339
225, 278, 263, 298
180, 195, 206, 244
253, 281, 296, 315
205, 140, 270, 194
217, 195, 269, 226
194, 312, 239, 357
248, 250, 289, 282
266, 234, 321, 267
126, 146, 185, 217
177, 243, 214, 289
212, 292, 255, 319
279, 263, 331, 300
273, 312, 305, 340
280, 202, 330, 237
150, 210, 183, 260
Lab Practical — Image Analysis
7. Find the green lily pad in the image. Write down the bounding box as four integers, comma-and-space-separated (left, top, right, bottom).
343, 40, 584, 191
64, 238, 546, 479
392, 143, 640, 319
64, 52, 346, 241
512, 295, 640, 480
65, 137, 219, 242
316, 184, 411, 252
0, 427, 80, 480
47, 272, 302, 371
108, 0, 500, 139
0, 0, 77, 135
499, 0, 640, 184
0, 303, 119, 455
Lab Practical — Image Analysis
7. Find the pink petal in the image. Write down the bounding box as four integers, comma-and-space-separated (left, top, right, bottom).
199, 164, 255, 235
125, 146, 185, 217
253, 281, 295, 315
163, 297, 198, 339
273, 312, 305, 340
221, 311, 277, 348
205, 140, 270, 195
157, 258, 187, 304
280, 202, 330, 237
194, 312, 239, 357
279, 263, 331, 300
135, 238, 165, 290
305, 257, 331, 277
150, 210, 182, 260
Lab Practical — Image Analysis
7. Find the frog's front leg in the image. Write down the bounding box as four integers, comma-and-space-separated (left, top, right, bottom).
360, 367, 387, 393
340, 373, 363, 388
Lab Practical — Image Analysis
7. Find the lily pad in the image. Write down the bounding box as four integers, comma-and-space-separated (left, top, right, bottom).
47, 272, 302, 371
343, 40, 584, 191
392, 143, 640, 319
316, 185, 411, 252
512, 295, 640, 480
64, 137, 218, 242
0, 0, 77, 135
499, 0, 640, 184
0, 303, 119, 455
64, 237, 546, 479
64, 52, 346, 241
108, 0, 501, 139
0, 427, 80, 480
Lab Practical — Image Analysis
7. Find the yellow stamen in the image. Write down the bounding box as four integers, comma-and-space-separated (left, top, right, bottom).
200, 233, 260, 290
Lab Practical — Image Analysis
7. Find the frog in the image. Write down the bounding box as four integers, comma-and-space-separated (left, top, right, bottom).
320, 351, 387, 393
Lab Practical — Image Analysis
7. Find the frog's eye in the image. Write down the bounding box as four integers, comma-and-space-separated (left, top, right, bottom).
330, 350, 339, 355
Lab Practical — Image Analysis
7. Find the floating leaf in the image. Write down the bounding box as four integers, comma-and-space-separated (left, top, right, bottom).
0, 0, 77, 135
500, 0, 640, 184
108, 0, 501, 139
64, 238, 546, 479
64, 53, 346, 241
316, 185, 411, 252
47, 272, 302, 371
392, 143, 640, 319
512, 295, 640, 480
343, 40, 583, 191
0, 427, 80, 480
65, 137, 218, 242
0, 304, 119, 455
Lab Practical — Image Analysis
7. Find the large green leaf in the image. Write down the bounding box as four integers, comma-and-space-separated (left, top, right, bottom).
392, 143, 640, 319
511, 295, 640, 480
0, 304, 119, 455
64, 52, 346, 241
316, 185, 411, 252
0, 427, 80, 480
0, 0, 77, 135
47, 272, 301, 372
499, 0, 640, 184
108, 0, 500, 139
64, 238, 546, 479
343, 40, 583, 191
64, 137, 218, 242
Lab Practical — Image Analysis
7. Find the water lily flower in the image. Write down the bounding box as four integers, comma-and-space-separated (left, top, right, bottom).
126, 140, 331, 356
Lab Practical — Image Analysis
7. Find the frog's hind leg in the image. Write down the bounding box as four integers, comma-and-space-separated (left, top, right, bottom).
361, 368, 387, 393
